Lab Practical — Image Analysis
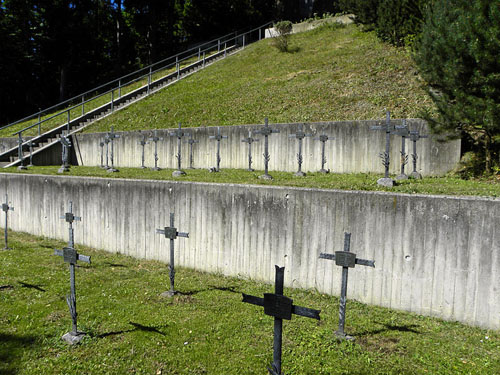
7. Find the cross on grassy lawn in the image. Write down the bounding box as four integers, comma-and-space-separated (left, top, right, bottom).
409, 130, 428, 179
392, 119, 410, 180
148, 130, 164, 171
241, 130, 260, 171
209, 127, 228, 172
106, 126, 120, 173
2, 193, 13, 250
184, 134, 199, 169
319, 232, 375, 341
254, 118, 280, 180
314, 134, 333, 173
156, 212, 189, 297
169, 122, 190, 176
289, 124, 312, 177
58, 133, 72, 173
242, 265, 321, 375
137, 132, 149, 169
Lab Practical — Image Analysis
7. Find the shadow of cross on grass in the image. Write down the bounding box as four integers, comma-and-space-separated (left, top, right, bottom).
355, 322, 422, 337
18, 281, 46, 292
95, 321, 167, 339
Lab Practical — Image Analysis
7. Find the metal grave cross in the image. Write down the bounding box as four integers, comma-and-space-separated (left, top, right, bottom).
289, 124, 312, 177
148, 130, 164, 171
242, 265, 321, 375
137, 133, 149, 169
184, 134, 199, 169
99, 140, 105, 168
54, 202, 90, 344
17, 134, 27, 170
409, 130, 428, 179
27, 140, 34, 167
314, 134, 334, 173
169, 122, 190, 176
156, 213, 189, 297
58, 133, 72, 173
241, 130, 260, 171
2, 194, 14, 250
208, 127, 227, 172
254, 118, 280, 180
106, 126, 120, 172
103, 137, 110, 169
319, 232, 375, 341
392, 119, 410, 180
370, 110, 395, 180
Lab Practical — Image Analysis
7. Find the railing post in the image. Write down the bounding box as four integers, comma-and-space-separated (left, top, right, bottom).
203, 52, 206, 67
38, 111, 41, 135
218, 39, 220, 52
119, 80, 122, 98
111, 90, 114, 112
259, 28, 261, 41
224, 42, 227, 57
67, 110, 70, 133
148, 67, 152, 94
81, 96, 85, 116
198, 47, 201, 60
176, 57, 180, 79
243, 34, 245, 48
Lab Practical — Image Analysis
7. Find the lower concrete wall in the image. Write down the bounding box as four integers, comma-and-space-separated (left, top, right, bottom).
72, 119, 461, 176
0, 173, 497, 329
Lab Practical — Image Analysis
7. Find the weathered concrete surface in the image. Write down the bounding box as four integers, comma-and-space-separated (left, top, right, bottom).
1, 173, 497, 329
73, 120, 460, 176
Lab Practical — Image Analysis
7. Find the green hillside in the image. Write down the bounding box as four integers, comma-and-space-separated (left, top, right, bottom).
84, 23, 434, 133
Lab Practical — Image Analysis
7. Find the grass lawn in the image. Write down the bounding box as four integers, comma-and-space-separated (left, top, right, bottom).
1, 165, 499, 198
1, 231, 499, 374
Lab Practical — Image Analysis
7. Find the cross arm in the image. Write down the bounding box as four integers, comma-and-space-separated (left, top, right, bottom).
2, 204, 13, 212
242, 293, 264, 307
292, 305, 321, 320
54, 248, 91, 264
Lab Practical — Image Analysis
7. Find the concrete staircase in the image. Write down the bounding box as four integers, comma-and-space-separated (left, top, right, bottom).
0, 45, 239, 168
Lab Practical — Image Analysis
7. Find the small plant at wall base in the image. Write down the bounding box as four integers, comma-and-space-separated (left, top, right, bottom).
272, 20, 293, 52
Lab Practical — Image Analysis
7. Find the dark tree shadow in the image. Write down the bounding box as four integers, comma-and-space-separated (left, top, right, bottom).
0, 333, 38, 375
18, 282, 46, 292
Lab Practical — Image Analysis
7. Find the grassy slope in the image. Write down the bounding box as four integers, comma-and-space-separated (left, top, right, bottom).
82, 23, 434, 133
1, 231, 499, 375
2, 166, 499, 197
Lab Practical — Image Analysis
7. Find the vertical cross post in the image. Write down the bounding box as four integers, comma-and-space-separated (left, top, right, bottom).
99, 140, 105, 168
208, 127, 228, 172
54, 202, 90, 345
314, 134, 333, 173
184, 134, 199, 169
2, 194, 13, 250
106, 126, 120, 172
254, 118, 280, 180
27, 140, 34, 167
169, 122, 190, 176
370, 111, 395, 186
58, 133, 71, 173
289, 124, 312, 177
17, 133, 27, 170
148, 130, 164, 171
156, 213, 189, 297
241, 130, 260, 171
393, 119, 410, 180
104, 137, 110, 169
319, 232, 375, 341
138, 133, 148, 169
409, 130, 428, 179
242, 265, 321, 375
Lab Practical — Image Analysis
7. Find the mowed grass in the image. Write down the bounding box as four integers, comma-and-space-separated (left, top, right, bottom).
1, 230, 499, 375
80, 23, 435, 134
2, 165, 499, 198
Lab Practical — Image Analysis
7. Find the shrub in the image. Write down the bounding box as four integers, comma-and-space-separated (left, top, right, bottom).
272, 20, 293, 52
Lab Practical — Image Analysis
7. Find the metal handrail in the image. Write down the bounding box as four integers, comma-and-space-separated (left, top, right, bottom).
2, 22, 272, 133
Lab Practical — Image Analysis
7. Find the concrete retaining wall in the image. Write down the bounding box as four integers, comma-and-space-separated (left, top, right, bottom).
72, 120, 460, 176
0, 173, 497, 329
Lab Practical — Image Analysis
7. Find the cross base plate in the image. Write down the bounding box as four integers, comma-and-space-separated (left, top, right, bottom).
140, 166, 147, 169
377, 177, 394, 187
151, 167, 162, 171
246, 168, 254, 172
62, 331, 86, 345
172, 170, 186, 177
107, 168, 119, 173
319, 169, 330, 174
57, 166, 70, 173
410, 171, 422, 179
334, 330, 355, 342
208, 167, 219, 173
395, 173, 408, 181
259, 174, 273, 180
294, 171, 306, 177
160, 290, 177, 298
2, 247, 11, 251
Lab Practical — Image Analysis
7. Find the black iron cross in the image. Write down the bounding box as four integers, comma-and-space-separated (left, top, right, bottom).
184, 134, 199, 169
138, 133, 149, 169
319, 232, 374, 341
2, 194, 13, 250
156, 213, 189, 297
392, 119, 410, 180
209, 127, 227, 172
370, 110, 395, 179
241, 130, 260, 171
314, 134, 333, 173
27, 140, 34, 167
17, 134, 27, 170
148, 130, 164, 171
58, 133, 72, 173
254, 118, 280, 180
409, 130, 428, 179
106, 126, 120, 172
242, 265, 321, 375
54, 202, 90, 344
99, 140, 105, 168
289, 124, 312, 177
103, 137, 110, 169
169, 122, 190, 176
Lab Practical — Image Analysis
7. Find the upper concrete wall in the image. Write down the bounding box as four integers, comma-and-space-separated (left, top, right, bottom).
0, 173, 497, 329
73, 120, 460, 176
